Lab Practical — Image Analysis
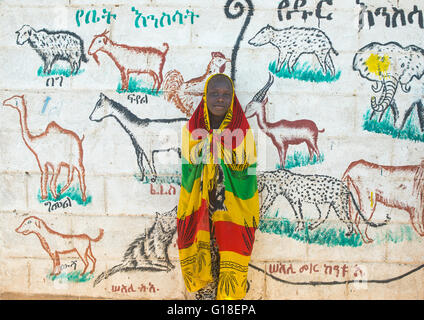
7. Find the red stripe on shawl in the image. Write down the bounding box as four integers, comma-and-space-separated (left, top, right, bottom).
213, 220, 256, 256
187, 96, 250, 149
226, 96, 249, 133
188, 100, 207, 133
176, 199, 209, 250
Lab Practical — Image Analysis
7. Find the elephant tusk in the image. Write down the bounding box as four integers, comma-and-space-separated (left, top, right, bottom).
400, 82, 411, 93
371, 81, 383, 93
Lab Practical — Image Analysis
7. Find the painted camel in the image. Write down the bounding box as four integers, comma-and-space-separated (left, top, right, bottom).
3, 95, 87, 202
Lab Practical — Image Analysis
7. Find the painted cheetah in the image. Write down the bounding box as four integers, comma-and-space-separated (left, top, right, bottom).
257, 169, 354, 235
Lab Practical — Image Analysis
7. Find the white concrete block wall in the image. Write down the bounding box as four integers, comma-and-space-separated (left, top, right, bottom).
1, 0, 424, 299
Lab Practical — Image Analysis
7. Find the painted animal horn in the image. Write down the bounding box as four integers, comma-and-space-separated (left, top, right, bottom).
253, 73, 274, 102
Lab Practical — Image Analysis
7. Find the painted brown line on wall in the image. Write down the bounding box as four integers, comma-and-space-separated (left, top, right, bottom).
248, 263, 424, 286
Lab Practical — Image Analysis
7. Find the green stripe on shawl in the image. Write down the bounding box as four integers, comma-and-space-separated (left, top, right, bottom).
221, 161, 257, 200
181, 157, 203, 193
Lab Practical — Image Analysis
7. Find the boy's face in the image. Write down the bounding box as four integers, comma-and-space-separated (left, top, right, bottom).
206, 77, 233, 119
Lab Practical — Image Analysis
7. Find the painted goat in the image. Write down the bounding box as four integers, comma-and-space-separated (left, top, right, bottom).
88, 30, 169, 93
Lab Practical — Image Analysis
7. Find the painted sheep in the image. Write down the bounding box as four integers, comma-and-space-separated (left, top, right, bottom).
16, 25, 89, 75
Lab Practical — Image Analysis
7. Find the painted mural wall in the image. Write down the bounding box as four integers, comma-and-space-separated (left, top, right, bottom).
1, 0, 424, 299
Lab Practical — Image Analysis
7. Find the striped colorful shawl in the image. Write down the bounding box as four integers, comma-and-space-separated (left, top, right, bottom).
177, 74, 259, 300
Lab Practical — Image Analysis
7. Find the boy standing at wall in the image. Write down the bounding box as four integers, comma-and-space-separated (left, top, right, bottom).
176, 73, 259, 300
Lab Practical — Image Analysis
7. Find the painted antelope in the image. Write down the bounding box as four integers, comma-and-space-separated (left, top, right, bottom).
3, 95, 87, 202
244, 73, 324, 168
88, 30, 169, 93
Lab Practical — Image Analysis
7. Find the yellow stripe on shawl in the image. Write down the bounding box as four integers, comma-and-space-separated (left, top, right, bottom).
177, 175, 203, 220
211, 190, 259, 227
216, 251, 253, 300
178, 229, 213, 292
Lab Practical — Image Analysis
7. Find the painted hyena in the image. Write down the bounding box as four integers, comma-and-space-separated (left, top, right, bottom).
248, 25, 338, 76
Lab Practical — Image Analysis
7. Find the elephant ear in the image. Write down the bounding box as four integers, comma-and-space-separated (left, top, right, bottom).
353, 42, 389, 82
398, 45, 424, 84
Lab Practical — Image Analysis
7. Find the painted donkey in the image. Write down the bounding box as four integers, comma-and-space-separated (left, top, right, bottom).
89, 93, 187, 182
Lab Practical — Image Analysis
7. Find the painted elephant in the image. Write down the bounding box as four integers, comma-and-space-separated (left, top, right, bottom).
353, 41, 424, 125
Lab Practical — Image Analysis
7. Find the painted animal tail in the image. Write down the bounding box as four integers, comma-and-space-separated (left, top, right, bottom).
81, 52, 89, 63
93, 263, 123, 287
91, 228, 104, 242
318, 128, 325, 133
331, 46, 339, 56
163, 70, 183, 95
162, 42, 169, 55
163, 69, 183, 102
348, 190, 391, 227
81, 134, 85, 143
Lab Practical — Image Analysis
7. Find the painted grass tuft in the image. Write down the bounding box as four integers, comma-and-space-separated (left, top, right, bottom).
117, 77, 163, 96
362, 108, 424, 143
258, 210, 422, 247
275, 151, 324, 170
269, 60, 341, 83
47, 270, 94, 283
37, 66, 84, 77
37, 183, 92, 206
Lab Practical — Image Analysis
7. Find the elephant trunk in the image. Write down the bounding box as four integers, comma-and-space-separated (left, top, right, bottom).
370, 77, 399, 112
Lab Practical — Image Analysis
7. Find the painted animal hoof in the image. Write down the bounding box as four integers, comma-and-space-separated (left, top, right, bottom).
362, 237, 374, 244
307, 224, 317, 231
295, 223, 305, 232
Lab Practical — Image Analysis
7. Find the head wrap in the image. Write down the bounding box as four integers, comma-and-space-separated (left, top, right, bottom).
177, 73, 259, 300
